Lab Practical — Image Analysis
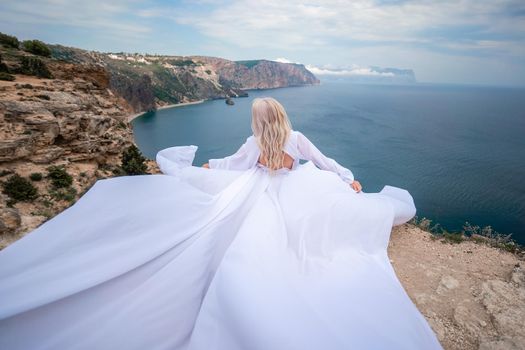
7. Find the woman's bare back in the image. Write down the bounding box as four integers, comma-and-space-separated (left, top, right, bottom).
258, 152, 295, 170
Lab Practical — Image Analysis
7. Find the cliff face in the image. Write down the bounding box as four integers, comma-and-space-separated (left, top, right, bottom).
49, 46, 319, 112
0, 58, 134, 165
0, 43, 150, 248
192, 57, 320, 90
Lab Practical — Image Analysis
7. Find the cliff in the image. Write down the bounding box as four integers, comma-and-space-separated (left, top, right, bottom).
0, 34, 319, 246
0, 40, 157, 247
49, 45, 319, 113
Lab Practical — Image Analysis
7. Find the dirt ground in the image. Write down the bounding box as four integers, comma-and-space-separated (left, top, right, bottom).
389, 224, 524, 350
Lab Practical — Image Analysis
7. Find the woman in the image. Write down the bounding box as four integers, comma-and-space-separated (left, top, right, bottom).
0, 97, 442, 350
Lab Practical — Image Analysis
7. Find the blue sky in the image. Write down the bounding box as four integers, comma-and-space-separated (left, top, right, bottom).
0, 0, 524, 86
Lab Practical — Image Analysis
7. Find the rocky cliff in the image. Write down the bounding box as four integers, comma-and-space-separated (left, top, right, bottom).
0, 33, 319, 246
49, 46, 319, 113
0, 38, 154, 247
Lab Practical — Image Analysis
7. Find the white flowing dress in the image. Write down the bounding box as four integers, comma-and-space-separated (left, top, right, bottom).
0, 130, 443, 350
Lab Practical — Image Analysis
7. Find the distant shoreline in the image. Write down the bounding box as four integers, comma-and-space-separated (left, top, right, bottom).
128, 99, 206, 122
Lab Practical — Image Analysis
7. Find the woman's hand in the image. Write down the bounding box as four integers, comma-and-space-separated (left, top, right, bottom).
350, 180, 362, 193
202, 163, 210, 169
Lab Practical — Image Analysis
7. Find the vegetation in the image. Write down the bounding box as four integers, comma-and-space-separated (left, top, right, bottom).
19, 56, 53, 78
205, 69, 212, 75
0, 32, 20, 48
46, 165, 73, 189
2, 174, 38, 202
236, 60, 262, 69
22, 40, 51, 57
410, 216, 523, 254
166, 59, 195, 67
121, 144, 148, 175
49, 187, 77, 202
0, 72, 15, 81
0, 53, 9, 73
29, 172, 43, 181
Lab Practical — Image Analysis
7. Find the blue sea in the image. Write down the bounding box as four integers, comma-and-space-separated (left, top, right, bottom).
132, 81, 525, 244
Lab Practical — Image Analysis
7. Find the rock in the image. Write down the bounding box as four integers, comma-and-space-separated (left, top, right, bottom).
478, 336, 525, 350
0, 135, 34, 161
30, 146, 64, 163
437, 275, 460, 294
480, 268, 525, 347
0, 208, 21, 234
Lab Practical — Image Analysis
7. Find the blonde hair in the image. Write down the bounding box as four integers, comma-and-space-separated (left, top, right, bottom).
251, 97, 292, 172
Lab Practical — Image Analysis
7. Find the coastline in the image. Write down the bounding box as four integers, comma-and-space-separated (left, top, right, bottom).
127, 99, 206, 122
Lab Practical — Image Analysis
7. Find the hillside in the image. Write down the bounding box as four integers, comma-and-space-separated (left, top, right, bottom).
49, 45, 319, 112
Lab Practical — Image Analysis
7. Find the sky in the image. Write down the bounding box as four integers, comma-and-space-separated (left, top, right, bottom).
0, 0, 524, 86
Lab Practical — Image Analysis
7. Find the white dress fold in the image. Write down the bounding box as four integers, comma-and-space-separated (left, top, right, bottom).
0, 134, 443, 350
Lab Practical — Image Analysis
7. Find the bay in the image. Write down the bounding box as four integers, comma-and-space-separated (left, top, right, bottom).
132, 81, 525, 244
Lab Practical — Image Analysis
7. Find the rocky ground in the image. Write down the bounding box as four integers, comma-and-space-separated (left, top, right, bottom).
389, 225, 524, 350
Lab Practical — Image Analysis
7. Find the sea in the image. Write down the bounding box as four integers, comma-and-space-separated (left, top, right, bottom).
132, 80, 525, 244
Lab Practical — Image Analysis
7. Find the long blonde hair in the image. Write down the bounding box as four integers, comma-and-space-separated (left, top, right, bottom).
251, 97, 292, 171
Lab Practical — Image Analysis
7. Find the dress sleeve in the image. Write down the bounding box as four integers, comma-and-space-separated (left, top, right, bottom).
208, 136, 259, 170
296, 131, 355, 183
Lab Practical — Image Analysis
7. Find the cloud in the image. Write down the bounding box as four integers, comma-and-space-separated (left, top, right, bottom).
0, 0, 151, 39
305, 65, 395, 77
171, 0, 525, 57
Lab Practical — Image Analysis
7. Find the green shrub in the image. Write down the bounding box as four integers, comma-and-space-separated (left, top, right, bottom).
0, 72, 15, 81
29, 172, 43, 181
205, 69, 212, 75
46, 165, 73, 188
49, 186, 77, 202
0, 62, 9, 73
0, 54, 9, 73
19, 56, 53, 78
0, 32, 19, 48
121, 144, 148, 175
2, 174, 38, 202
442, 231, 465, 244
22, 40, 51, 57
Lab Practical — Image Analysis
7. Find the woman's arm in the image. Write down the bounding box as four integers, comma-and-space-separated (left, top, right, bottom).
204, 136, 259, 170
296, 131, 361, 191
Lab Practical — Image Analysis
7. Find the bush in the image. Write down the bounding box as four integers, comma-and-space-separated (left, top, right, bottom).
46, 165, 73, 188
29, 172, 43, 181
0, 72, 15, 81
0, 32, 19, 48
22, 40, 51, 57
19, 56, 53, 78
49, 187, 77, 202
2, 174, 38, 202
121, 144, 148, 175
0, 62, 9, 73
0, 54, 9, 73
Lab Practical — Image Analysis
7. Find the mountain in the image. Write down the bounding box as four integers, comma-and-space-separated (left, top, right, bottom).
50, 46, 319, 113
